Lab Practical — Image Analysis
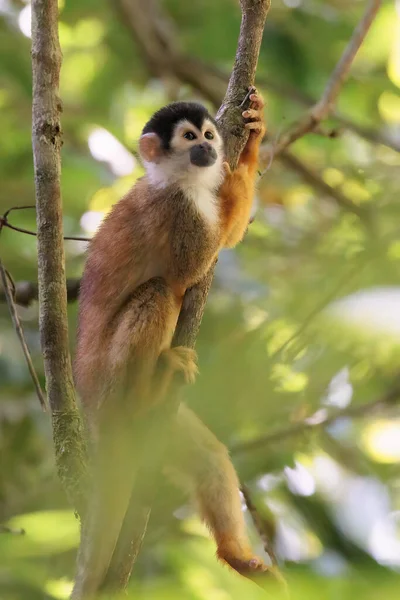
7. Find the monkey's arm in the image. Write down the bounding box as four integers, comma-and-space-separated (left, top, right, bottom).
219, 90, 265, 249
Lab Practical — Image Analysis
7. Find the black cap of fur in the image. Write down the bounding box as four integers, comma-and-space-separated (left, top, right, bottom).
142, 102, 217, 151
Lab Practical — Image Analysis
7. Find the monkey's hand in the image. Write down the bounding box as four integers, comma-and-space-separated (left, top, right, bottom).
242, 87, 266, 141
160, 346, 198, 385
148, 346, 198, 410
218, 88, 265, 249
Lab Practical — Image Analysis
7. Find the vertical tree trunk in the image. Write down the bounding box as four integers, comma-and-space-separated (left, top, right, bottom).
31, 0, 87, 513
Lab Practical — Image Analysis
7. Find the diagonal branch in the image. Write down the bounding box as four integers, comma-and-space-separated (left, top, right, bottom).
257, 75, 400, 154
232, 375, 400, 454
0, 259, 47, 411
241, 484, 278, 566
263, 0, 382, 159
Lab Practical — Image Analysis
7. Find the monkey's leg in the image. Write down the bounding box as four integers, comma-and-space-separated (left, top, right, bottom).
110, 278, 197, 413
71, 279, 196, 600
165, 404, 268, 575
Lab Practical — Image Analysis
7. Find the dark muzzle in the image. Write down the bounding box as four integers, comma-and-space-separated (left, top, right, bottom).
190, 143, 217, 167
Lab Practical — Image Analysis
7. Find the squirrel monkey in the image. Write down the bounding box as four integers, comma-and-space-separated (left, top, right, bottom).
72, 90, 266, 598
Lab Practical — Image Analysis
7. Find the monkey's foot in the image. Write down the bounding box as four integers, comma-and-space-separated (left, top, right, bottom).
219, 553, 268, 575
160, 346, 198, 385
242, 87, 266, 137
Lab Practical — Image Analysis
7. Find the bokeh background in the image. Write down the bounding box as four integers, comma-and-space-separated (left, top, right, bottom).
1, 0, 400, 598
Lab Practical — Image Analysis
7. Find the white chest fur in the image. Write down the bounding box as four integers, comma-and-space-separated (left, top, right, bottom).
144, 154, 223, 228
185, 185, 219, 227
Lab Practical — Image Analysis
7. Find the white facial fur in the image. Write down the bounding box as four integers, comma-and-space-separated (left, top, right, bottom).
142, 117, 224, 227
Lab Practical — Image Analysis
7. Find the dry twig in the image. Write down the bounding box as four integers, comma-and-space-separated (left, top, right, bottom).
1, 205, 90, 242
241, 484, 278, 566
0, 260, 47, 411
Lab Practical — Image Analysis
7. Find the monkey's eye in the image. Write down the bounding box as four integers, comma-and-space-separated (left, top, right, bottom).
204, 131, 214, 140
183, 131, 196, 140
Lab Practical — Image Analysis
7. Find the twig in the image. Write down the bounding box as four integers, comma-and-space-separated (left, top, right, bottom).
240, 86, 256, 108
188, 61, 400, 153
3, 205, 38, 219
241, 484, 278, 566
0, 260, 47, 411
0, 206, 90, 242
313, 0, 382, 121
256, 75, 400, 153
264, 0, 382, 160
232, 375, 400, 454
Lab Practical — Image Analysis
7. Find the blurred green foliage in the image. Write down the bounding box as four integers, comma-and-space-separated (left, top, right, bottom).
1, 0, 400, 598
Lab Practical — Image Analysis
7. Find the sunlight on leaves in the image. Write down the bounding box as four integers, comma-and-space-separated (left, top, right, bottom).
61, 51, 105, 100
362, 420, 400, 463
387, 6, 400, 87
271, 364, 308, 393
341, 179, 371, 203
378, 91, 400, 124
322, 168, 344, 188
45, 578, 74, 600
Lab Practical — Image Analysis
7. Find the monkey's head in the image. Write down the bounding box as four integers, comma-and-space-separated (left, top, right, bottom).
139, 102, 224, 189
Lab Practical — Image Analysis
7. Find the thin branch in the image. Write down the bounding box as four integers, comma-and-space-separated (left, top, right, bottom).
167, 58, 400, 154
232, 376, 400, 454
1, 206, 90, 242
257, 75, 400, 153
263, 0, 382, 159
241, 484, 278, 566
31, 0, 87, 513
3, 205, 38, 219
0, 260, 47, 411
313, 0, 382, 121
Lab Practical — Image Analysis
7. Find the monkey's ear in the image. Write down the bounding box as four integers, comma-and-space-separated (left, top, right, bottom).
139, 133, 163, 163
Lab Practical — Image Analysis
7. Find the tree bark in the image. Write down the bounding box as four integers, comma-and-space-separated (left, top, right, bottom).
31, 0, 87, 514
